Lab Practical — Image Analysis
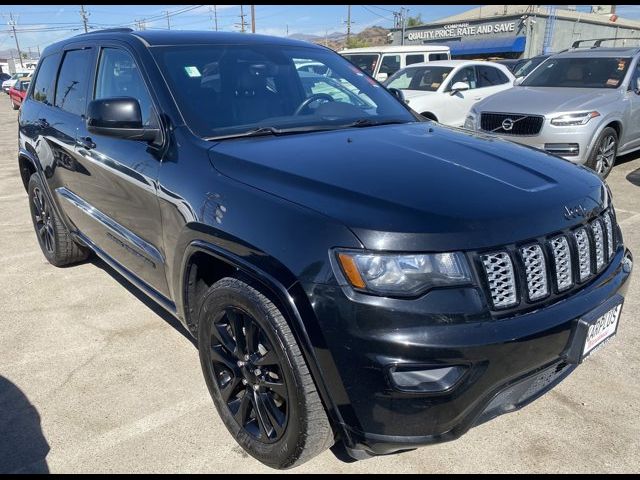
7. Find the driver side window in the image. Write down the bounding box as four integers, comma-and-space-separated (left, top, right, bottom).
447, 66, 477, 91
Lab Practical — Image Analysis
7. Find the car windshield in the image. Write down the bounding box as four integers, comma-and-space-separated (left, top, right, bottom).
521, 57, 631, 88
340, 53, 379, 76
385, 66, 454, 92
152, 45, 414, 139
513, 56, 548, 78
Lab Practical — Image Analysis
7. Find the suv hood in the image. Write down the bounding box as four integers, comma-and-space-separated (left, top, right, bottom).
475, 86, 621, 115
209, 122, 607, 251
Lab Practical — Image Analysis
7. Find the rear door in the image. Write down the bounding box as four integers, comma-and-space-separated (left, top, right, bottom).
474, 64, 513, 102
622, 59, 640, 151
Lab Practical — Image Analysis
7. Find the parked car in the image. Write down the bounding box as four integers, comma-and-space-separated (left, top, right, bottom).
19, 29, 632, 469
495, 58, 521, 72
384, 60, 515, 127
466, 44, 640, 177
0, 72, 12, 83
339, 45, 451, 82
512, 53, 552, 81
2, 72, 30, 93
8, 77, 30, 110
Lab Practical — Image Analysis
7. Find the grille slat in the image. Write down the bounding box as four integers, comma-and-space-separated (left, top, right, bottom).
520, 245, 548, 301
574, 228, 592, 281
550, 235, 573, 292
480, 112, 544, 136
591, 219, 605, 271
479, 210, 618, 311
481, 252, 517, 309
603, 212, 615, 259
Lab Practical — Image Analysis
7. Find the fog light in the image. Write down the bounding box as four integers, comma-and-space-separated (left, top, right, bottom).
544, 143, 580, 157
388, 365, 467, 393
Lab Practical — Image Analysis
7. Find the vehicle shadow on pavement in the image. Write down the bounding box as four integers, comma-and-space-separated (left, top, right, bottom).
0, 376, 50, 474
89, 257, 197, 348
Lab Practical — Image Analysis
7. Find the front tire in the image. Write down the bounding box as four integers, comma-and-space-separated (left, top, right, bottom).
27, 174, 89, 267
197, 277, 334, 469
586, 127, 617, 178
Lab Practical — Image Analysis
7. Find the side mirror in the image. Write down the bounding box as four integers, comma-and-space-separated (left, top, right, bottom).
376, 72, 388, 82
387, 87, 406, 104
86, 97, 159, 142
450, 81, 470, 95
514, 76, 525, 86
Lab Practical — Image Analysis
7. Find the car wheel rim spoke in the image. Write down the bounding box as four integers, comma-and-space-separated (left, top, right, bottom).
207, 306, 288, 443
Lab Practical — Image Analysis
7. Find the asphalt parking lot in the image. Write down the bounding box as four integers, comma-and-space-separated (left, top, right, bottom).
0, 97, 639, 474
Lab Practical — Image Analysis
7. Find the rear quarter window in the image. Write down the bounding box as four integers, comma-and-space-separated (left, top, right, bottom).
31, 53, 61, 105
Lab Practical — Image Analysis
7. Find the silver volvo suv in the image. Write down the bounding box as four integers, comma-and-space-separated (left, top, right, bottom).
465, 39, 640, 178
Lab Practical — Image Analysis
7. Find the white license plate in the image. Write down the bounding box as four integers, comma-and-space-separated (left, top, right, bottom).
582, 304, 622, 357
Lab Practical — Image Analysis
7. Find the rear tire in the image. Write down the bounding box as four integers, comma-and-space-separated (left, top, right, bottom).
586, 127, 617, 178
27, 174, 90, 267
197, 277, 334, 469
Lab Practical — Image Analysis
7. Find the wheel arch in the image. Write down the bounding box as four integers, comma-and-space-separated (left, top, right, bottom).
178, 239, 351, 445
18, 148, 39, 191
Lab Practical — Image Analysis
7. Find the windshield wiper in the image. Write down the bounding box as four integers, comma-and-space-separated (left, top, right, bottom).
206, 124, 349, 141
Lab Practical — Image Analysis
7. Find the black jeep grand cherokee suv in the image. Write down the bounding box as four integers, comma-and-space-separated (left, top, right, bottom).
18, 29, 633, 469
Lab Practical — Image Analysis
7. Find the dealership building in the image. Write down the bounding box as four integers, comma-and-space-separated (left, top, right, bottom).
391, 5, 640, 59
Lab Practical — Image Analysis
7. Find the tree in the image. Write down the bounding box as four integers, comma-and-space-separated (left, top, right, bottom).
345, 36, 369, 48
406, 14, 424, 28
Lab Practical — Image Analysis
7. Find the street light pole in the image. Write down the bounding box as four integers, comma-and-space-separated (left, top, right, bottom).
251, 5, 255, 33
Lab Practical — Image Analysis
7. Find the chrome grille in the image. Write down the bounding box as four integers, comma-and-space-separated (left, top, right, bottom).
574, 228, 591, 281
591, 219, 605, 271
480, 112, 544, 136
481, 252, 517, 308
550, 236, 573, 291
520, 244, 548, 300
479, 209, 619, 312
603, 213, 614, 259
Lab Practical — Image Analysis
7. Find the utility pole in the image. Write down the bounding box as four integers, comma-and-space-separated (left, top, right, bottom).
251, 5, 255, 33
164, 10, 171, 30
210, 5, 218, 31
347, 5, 352, 42
286, 24, 289, 36
79, 5, 89, 33
237, 5, 247, 33
8, 13, 23, 69
400, 7, 408, 46
37, 44, 41, 57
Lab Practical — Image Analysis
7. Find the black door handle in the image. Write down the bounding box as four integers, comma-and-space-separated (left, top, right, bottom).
76, 136, 96, 150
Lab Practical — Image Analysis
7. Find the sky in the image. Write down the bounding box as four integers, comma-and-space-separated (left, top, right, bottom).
1, 4, 640, 58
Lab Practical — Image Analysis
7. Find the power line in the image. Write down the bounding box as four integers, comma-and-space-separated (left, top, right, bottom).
361, 5, 394, 23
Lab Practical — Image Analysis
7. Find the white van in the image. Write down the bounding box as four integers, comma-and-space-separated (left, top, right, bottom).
338, 45, 451, 82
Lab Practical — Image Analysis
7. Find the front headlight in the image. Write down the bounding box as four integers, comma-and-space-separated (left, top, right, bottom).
550, 111, 600, 126
464, 109, 478, 130
334, 250, 472, 296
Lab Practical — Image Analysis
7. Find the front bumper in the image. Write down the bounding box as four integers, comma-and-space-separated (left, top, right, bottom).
477, 120, 599, 165
303, 247, 632, 456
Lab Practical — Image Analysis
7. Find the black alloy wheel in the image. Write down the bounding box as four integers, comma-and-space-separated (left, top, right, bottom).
31, 186, 55, 255
208, 306, 288, 443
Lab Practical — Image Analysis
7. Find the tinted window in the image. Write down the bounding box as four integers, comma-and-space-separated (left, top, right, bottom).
379, 55, 401, 76
32, 54, 60, 105
477, 66, 509, 87
630, 62, 640, 91
406, 54, 424, 66
522, 57, 631, 88
55, 49, 93, 115
95, 48, 155, 126
447, 66, 477, 90
341, 53, 379, 76
152, 45, 414, 139
429, 53, 449, 61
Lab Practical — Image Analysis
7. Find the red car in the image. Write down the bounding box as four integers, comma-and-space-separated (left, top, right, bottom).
9, 77, 30, 110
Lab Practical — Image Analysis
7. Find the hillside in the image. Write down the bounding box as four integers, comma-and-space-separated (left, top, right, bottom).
290, 26, 391, 51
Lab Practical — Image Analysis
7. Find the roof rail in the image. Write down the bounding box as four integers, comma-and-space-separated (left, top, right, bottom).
77, 27, 134, 36
571, 37, 640, 48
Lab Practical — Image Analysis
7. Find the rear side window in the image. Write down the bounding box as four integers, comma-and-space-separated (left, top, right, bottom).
31, 54, 60, 105
406, 54, 424, 66
379, 54, 401, 76
429, 53, 449, 61
55, 49, 93, 116
476, 66, 510, 87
